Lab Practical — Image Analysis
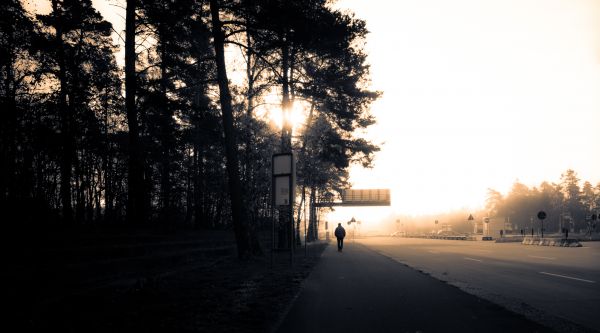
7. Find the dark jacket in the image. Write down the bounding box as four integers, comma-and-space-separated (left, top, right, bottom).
334, 225, 346, 239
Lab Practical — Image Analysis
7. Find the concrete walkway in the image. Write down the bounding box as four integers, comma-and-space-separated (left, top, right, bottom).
276, 242, 552, 333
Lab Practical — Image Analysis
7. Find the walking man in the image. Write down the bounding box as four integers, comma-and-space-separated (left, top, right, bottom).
334, 223, 346, 252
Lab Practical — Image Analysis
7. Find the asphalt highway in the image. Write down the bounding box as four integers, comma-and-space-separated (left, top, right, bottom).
357, 237, 600, 332
276, 241, 556, 333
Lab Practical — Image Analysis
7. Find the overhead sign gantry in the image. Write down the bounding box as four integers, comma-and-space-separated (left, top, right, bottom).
314, 188, 391, 207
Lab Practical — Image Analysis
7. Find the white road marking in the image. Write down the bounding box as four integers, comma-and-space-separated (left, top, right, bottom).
428, 250, 439, 254
528, 255, 556, 260
464, 257, 483, 262
539, 272, 595, 283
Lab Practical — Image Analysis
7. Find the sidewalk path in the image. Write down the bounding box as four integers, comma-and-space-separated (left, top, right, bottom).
276, 242, 552, 333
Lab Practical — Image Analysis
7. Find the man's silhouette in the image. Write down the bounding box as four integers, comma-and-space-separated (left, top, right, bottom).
334, 223, 346, 252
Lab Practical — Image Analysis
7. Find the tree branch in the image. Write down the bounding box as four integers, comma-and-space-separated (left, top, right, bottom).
223, 40, 281, 80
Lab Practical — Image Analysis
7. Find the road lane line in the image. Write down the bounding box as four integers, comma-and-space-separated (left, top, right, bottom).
539, 272, 595, 283
464, 257, 483, 262
528, 255, 556, 260
428, 250, 439, 254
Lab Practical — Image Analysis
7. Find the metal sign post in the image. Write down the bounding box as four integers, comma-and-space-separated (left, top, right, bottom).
537, 211, 547, 238
272, 153, 295, 266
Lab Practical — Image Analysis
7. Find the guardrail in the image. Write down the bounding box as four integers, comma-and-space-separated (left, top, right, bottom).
522, 236, 582, 247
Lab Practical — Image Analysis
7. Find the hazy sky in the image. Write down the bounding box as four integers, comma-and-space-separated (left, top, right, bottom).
331, 0, 600, 219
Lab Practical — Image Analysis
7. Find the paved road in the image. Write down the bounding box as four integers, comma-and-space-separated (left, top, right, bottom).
358, 237, 600, 332
276, 242, 553, 333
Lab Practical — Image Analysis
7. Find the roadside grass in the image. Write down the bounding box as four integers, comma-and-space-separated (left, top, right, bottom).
6, 229, 327, 332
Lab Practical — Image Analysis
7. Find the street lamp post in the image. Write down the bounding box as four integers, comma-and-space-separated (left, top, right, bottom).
530, 216, 534, 237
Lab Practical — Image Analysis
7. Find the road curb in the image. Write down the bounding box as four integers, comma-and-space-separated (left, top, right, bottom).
269, 241, 330, 333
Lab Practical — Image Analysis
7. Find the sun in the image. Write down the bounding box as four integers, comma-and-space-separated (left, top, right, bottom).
257, 90, 311, 134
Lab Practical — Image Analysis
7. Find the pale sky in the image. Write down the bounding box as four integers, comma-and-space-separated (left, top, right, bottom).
330, 0, 600, 221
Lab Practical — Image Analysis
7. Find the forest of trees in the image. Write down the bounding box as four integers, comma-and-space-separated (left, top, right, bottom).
485, 169, 600, 233
0, 0, 380, 257
393, 170, 599, 236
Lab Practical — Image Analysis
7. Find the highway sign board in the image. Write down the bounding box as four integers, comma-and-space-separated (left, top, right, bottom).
341, 189, 390, 206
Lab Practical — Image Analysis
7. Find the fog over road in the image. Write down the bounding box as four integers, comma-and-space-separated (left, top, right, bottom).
358, 237, 600, 332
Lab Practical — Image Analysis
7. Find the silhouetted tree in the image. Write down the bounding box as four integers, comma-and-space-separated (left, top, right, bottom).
486, 170, 598, 234
560, 169, 584, 230
209, 0, 260, 258
124, 0, 147, 225
37, 0, 121, 225
3, 0, 381, 247
581, 181, 595, 212
0, 0, 38, 206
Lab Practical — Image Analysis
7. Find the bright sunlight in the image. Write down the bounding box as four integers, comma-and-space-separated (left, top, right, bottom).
331, 0, 600, 219
258, 91, 311, 134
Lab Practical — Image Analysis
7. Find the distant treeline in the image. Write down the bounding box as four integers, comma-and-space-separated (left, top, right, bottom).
0, 0, 379, 256
485, 169, 599, 233
392, 169, 599, 235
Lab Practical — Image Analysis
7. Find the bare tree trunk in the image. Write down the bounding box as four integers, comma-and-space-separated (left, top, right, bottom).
295, 186, 306, 245
209, 0, 260, 258
280, 37, 292, 152
185, 148, 193, 226
245, 27, 255, 115
192, 141, 206, 228
159, 40, 172, 224
307, 186, 317, 241
125, 0, 145, 225
52, 0, 73, 225
1, 50, 17, 203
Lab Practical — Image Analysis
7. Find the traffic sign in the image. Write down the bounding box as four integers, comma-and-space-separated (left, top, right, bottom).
537, 211, 547, 238
272, 153, 295, 206
537, 211, 546, 220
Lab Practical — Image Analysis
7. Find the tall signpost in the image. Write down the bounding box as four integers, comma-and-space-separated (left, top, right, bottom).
537, 210, 547, 238
272, 153, 295, 266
